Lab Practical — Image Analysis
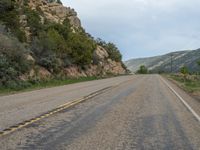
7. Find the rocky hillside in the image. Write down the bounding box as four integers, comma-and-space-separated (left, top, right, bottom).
0, 0, 127, 89
125, 49, 200, 73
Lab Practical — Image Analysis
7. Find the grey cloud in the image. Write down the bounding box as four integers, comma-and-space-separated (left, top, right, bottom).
63, 0, 200, 60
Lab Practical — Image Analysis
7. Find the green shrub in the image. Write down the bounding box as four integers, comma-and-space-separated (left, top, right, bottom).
25, 8, 42, 36
14, 28, 27, 43
31, 33, 53, 57
0, 0, 14, 16
105, 43, 122, 62
180, 66, 189, 75
47, 28, 69, 54
0, 33, 32, 87
197, 60, 200, 66
45, 18, 71, 40
57, 0, 62, 4
137, 65, 148, 74
197, 60, 200, 74
67, 32, 96, 65
39, 55, 62, 73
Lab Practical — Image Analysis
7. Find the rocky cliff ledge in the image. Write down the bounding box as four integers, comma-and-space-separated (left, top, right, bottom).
17, 0, 80, 27
27, 0, 81, 27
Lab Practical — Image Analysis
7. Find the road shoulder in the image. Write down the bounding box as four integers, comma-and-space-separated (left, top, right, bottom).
162, 75, 200, 117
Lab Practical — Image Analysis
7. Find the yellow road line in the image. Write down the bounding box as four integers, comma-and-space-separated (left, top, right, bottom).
0, 86, 113, 137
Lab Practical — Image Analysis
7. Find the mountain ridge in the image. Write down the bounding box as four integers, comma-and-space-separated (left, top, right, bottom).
125, 49, 200, 73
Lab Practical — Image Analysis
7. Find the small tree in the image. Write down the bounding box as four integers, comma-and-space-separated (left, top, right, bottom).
197, 60, 200, 74
197, 60, 200, 67
197, 60, 200, 66
180, 66, 189, 82
137, 65, 148, 74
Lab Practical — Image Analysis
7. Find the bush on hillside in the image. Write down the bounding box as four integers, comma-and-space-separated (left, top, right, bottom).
105, 43, 122, 62
0, 33, 32, 88
197, 60, 200, 73
137, 65, 148, 74
180, 66, 189, 75
39, 55, 62, 73
45, 19, 71, 40
180, 66, 189, 82
25, 8, 42, 36
67, 32, 96, 65
47, 28, 68, 54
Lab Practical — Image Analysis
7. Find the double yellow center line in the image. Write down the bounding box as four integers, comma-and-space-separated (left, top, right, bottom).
0, 86, 113, 137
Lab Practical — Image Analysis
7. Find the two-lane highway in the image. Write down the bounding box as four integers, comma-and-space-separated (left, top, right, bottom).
0, 75, 200, 150
0, 75, 134, 131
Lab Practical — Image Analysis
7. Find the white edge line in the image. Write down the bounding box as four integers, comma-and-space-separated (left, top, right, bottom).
160, 76, 200, 123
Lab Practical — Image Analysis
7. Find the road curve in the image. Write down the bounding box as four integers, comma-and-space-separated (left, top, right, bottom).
0, 75, 200, 150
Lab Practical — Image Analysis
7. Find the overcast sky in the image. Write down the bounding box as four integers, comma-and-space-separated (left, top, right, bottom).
62, 0, 200, 60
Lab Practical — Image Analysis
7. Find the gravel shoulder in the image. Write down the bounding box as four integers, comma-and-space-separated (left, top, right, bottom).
166, 75, 200, 102
163, 76, 200, 116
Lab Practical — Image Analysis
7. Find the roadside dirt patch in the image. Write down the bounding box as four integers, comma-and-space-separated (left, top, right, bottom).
192, 91, 200, 102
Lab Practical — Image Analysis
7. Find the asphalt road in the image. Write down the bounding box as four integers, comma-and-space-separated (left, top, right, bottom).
0, 75, 200, 150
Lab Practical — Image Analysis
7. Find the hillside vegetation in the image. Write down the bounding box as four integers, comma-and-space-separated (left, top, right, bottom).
0, 0, 127, 91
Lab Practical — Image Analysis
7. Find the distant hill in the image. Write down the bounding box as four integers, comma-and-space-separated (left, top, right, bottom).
124, 49, 200, 73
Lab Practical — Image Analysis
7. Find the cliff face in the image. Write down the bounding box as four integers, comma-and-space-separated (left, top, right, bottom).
18, 0, 81, 41
13, 0, 127, 80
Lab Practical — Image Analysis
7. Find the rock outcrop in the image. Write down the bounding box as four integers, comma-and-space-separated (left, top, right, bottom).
17, 0, 127, 78
93, 46, 126, 75
27, 0, 81, 27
